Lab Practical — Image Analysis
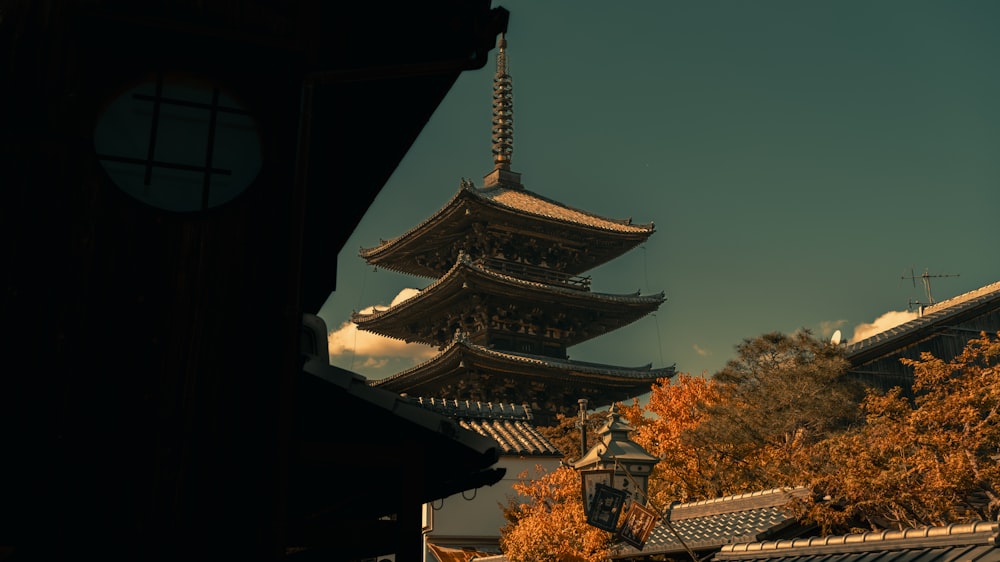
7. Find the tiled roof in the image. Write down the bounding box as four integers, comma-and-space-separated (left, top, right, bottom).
461, 418, 561, 457
407, 397, 562, 457
846, 280, 1000, 361
477, 184, 654, 234
612, 487, 811, 559
716, 521, 1000, 562
358, 182, 656, 278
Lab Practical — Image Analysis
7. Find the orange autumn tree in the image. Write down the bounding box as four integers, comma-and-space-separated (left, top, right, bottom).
623, 331, 863, 504
537, 409, 613, 464
803, 331, 1000, 533
621, 373, 732, 505
499, 465, 613, 562
501, 331, 1000, 552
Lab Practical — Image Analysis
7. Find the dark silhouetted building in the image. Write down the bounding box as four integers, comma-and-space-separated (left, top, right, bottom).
1, 2, 510, 560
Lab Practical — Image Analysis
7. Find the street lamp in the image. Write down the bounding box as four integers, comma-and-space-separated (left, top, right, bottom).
573, 403, 659, 506
573, 402, 703, 557
573, 403, 659, 540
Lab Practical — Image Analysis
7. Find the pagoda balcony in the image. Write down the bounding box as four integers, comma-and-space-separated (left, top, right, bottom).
480, 257, 590, 291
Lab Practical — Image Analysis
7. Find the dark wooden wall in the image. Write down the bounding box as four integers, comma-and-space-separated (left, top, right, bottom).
1, 4, 307, 559
0, 1, 508, 560
848, 306, 1000, 397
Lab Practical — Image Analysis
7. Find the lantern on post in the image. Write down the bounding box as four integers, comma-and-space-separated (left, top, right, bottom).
573, 404, 659, 525
574, 404, 698, 555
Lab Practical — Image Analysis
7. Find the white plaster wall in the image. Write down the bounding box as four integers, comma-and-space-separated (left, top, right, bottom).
423, 455, 561, 551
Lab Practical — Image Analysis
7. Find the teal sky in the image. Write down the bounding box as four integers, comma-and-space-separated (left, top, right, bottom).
318, 1, 1000, 389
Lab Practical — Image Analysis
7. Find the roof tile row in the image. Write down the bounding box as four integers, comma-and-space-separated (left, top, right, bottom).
408, 397, 562, 457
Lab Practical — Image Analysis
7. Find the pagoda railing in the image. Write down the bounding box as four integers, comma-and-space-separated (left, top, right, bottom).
480, 257, 591, 290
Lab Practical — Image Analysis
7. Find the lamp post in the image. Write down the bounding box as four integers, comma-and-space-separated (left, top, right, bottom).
573, 402, 702, 558
574, 402, 659, 542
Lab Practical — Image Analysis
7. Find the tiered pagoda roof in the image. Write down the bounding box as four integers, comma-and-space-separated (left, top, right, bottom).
356, 34, 672, 425
377, 333, 673, 427
352, 253, 665, 350
359, 180, 656, 278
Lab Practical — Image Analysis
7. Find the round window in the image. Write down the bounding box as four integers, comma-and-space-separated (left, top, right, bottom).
94, 75, 262, 212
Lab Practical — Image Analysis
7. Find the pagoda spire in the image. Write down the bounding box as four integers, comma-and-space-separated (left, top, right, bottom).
484, 33, 522, 188
492, 33, 513, 170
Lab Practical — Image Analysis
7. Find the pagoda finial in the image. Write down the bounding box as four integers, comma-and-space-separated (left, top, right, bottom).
491, 33, 513, 170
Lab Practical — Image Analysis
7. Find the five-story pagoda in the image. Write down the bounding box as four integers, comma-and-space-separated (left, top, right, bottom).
354, 35, 673, 426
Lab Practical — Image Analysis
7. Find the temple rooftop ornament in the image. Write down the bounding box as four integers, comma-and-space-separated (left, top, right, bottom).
484, 33, 521, 189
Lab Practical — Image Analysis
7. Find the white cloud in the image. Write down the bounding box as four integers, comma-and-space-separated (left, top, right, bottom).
327, 288, 438, 370
358, 356, 390, 370
359, 287, 421, 314
851, 310, 918, 343
389, 287, 421, 306
692, 344, 710, 357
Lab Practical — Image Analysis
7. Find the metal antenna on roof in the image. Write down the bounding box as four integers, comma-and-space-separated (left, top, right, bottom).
901, 267, 959, 306
492, 33, 513, 171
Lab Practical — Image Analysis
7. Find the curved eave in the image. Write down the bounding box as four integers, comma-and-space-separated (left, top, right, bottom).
352, 257, 665, 346
372, 337, 675, 393
359, 186, 474, 277
359, 184, 656, 277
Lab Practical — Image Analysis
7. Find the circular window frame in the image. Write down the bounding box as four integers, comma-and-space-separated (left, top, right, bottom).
93, 72, 263, 213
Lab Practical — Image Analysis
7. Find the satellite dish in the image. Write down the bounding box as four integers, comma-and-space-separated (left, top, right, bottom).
830, 330, 842, 345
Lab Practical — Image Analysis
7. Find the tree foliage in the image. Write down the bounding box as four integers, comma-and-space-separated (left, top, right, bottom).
802, 331, 1000, 533
621, 331, 862, 504
709, 330, 860, 446
499, 465, 613, 562
620, 374, 733, 504
537, 410, 611, 462
500, 331, 1000, 558
692, 330, 863, 491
